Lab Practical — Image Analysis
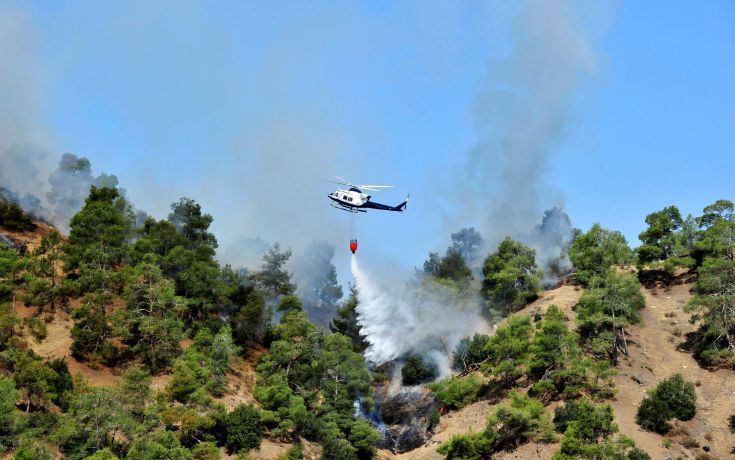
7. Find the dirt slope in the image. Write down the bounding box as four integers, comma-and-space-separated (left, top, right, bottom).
611, 282, 735, 459
388, 281, 735, 460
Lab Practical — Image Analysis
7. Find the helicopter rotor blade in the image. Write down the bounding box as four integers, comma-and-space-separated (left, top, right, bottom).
334, 176, 355, 186
320, 179, 350, 186
358, 185, 393, 189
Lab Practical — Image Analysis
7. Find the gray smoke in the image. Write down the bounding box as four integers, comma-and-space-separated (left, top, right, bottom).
291, 241, 344, 327
46, 153, 122, 233
460, 0, 599, 266
0, 6, 54, 217
351, 0, 605, 371
522, 207, 575, 286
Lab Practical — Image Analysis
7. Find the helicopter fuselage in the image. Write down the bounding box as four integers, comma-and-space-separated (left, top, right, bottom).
327, 187, 408, 213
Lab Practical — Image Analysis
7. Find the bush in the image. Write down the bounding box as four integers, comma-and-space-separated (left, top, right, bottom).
436, 433, 491, 459
225, 404, 263, 453
438, 391, 554, 457
427, 374, 484, 410
401, 355, 438, 385
484, 391, 555, 449
191, 441, 220, 460
636, 374, 696, 434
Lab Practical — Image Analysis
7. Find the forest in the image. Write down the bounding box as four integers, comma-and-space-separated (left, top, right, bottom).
1, 162, 734, 459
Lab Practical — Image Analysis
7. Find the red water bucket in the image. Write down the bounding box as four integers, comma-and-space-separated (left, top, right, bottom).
349, 239, 358, 254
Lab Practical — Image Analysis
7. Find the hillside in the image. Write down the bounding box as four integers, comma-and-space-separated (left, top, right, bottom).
3, 195, 735, 460
377, 277, 735, 460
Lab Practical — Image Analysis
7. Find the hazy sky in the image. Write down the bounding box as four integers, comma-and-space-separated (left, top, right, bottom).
2, 0, 734, 279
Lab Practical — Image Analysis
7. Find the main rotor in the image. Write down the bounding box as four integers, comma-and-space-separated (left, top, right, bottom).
325, 176, 393, 192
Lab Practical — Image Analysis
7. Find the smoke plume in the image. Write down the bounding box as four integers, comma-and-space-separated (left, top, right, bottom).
291, 241, 344, 327
460, 0, 598, 264
522, 207, 575, 285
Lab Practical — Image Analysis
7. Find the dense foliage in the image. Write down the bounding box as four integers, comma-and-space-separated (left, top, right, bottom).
254, 303, 378, 459
0, 185, 322, 458
570, 224, 633, 285
636, 374, 696, 434
684, 257, 735, 367
401, 355, 439, 385
0, 196, 36, 232
482, 237, 542, 317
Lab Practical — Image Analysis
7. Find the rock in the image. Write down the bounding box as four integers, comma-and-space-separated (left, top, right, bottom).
374, 386, 438, 453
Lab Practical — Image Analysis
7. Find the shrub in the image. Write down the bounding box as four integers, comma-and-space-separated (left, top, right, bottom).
225, 404, 263, 453
437, 432, 491, 459
437, 391, 554, 457
427, 374, 484, 410
636, 374, 696, 434
401, 355, 438, 385
191, 441, 220, 460
452, 334, 490, 372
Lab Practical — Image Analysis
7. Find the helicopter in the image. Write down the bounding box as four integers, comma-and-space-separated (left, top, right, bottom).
326, 177, 409, 213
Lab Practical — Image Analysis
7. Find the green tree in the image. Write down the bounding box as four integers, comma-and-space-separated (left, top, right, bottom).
251, 243, 295, 297
482, 315, 533, 387
636, 374, 696, 434
83, 449, 119, 460
71, 293, 117, 363
115, 264, 186, 372
527, 306, 592, 400
401, 355, 438, 386
427, 374, 484, 410
119, 366, 152, 421
570, 224, 633, 285
330, 286, 367, 352
452, 333, 490, 372
0, 195, 36, 231
55, 386, 135, 458
255, 308, 375, 452
10, 350, 58, 411
483, 238, 542, 317
167, 197, 218, 259
65, 186, 132, 270
320, 333, 371, 411
0, 377, 22, 451
230, 283, 270, 347
637, 205, 683, 263
694, 199, 735, 263
576, 272, 645, 365
685, 257, 735, 366
25, 230, 64, 311
225, 404, 263, 453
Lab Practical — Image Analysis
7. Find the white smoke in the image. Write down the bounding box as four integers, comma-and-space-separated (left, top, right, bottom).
351, 255, 487, 373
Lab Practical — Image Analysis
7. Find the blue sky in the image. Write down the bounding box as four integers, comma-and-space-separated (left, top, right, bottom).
2, 0, 734, 277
